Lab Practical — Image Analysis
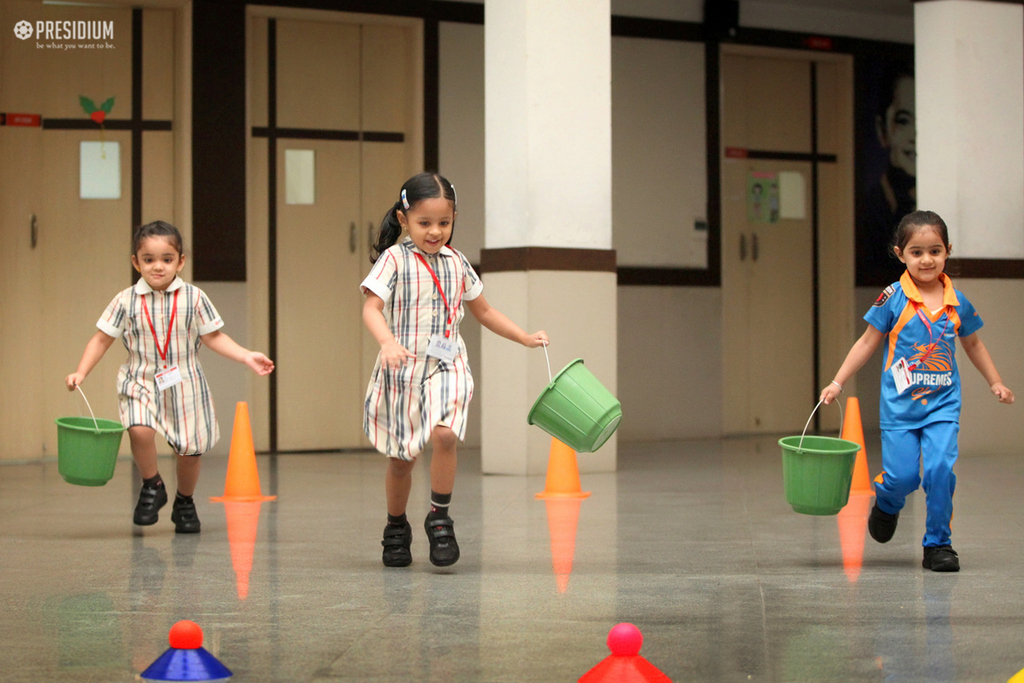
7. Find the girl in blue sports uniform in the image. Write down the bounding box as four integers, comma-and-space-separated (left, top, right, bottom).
820, 210, 1014, 572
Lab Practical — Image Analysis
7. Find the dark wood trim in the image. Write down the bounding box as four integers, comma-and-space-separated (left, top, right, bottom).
192, 0, 247, 282
914, 0, 1023, 3
363, 131, 406, 143
253, 127, 359, 141
267, 17, 278, 452
131, 8, 143, 235
250, 128, 405, 142
41, 119, 171, 131
480, 247, 617, 274
952, 259, 1024, 279
746, 150, 837, 163
617, 267, 717, 287
704, 40, 722, 288
424, 16, 440, 170
810, 61, 822, 427
611, 15, 703, 41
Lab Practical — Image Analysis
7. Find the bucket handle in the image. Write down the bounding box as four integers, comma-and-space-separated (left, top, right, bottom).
797, 398, 845, 451
74, 384, 102, 433
542, 341, 553, 382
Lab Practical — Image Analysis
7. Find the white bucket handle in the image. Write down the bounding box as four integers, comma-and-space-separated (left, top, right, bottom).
542, 341, 553, 383
74, 384, 101, 433
797, 398, 845, 451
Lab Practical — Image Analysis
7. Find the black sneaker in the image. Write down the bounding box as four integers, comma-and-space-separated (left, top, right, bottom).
133, 482, 168, 526
382, 522, 413, 567
923, 545, 960, 572
868, 503, 899, 543
424, 515, 460, 567
171, 496, 201, 534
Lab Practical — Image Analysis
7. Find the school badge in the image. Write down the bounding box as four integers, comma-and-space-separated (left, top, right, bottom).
873, 284, 896, 307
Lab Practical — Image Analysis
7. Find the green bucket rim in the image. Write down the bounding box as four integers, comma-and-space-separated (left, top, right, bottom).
527, 358, 585, 425
55, 416, 126, 435
778, 435, 861, 457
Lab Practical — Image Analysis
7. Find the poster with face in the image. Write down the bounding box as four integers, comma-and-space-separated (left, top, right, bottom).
856, 52, 916, 286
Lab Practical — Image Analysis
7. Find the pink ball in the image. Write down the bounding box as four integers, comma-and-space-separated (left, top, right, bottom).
168, 620, 204, 650
607, 622, 643, 656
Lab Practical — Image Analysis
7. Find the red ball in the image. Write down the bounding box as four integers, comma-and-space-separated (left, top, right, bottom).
607, 622, 643, 656
168, 620, 204, 650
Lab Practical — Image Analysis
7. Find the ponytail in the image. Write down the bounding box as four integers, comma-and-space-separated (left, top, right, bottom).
370, 202, 405, 263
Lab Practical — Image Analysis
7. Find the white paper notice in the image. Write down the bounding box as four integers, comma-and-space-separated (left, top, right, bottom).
778, 171, 806, 219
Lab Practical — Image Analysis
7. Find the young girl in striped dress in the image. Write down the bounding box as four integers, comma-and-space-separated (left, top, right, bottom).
66, 221, 274, 534
362, 173, 548, 568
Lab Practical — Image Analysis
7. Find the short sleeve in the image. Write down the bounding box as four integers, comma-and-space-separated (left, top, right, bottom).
863, 288, 895, 334
361, 249, 399, 302
96, 291, 127, 338
956, 294, 984, 337
460, 252, 483, 301
195, 288, 225, 336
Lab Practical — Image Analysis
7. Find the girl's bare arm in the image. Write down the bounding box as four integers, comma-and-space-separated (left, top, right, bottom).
960, 332, 1014, 404
819, 325, 885, 404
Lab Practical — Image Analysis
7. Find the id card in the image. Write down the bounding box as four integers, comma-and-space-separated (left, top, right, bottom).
891, 357, 912, 395
426, 334, 457, 363
155, 365, 183, 392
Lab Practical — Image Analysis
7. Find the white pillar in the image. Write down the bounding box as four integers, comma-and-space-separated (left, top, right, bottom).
481, 0, 617, 475
915, 0, 1024, 257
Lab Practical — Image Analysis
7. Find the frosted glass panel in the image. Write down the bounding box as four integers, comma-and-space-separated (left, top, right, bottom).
285, 149, 315, 205
80, 141, 121, 199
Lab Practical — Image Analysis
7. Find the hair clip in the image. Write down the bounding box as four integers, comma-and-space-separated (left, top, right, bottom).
401, 189, 410, 210
450, 183, 457, 208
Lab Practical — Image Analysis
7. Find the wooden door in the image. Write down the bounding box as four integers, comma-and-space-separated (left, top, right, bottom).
721, 51, 823, 434
250, 14, 415, 451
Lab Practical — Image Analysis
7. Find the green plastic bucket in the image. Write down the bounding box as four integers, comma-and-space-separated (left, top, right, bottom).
54, 416, 124, 486
528, 358, 622, 453
779, 435, 861, 515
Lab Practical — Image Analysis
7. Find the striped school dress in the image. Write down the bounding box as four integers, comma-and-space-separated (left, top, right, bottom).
96, 277, 224, 455
361, 237, 483, 460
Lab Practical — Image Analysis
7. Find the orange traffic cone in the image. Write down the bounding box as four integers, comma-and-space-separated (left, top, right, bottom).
579, 623, 672, 683
545, 498, 583, 593
223, 500, 264, 600
211, 402, 276, 503
536, 438, 591, 500
842, 397, 872, 493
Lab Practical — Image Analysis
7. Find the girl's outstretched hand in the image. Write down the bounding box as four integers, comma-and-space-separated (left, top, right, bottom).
991, 383, 1015, 404
245, 352, 275, 376
65, 373, 85, 391
523, 331, 549, 348
380, 340, 416, 370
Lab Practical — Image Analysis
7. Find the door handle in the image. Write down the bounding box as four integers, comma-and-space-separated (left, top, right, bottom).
349, 222, 357, 253
739, 233, 747, 261
752, 233, 759, 262
30, 214, 38, 249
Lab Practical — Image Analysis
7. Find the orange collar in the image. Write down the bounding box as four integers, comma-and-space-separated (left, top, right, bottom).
899, 271, 959, 308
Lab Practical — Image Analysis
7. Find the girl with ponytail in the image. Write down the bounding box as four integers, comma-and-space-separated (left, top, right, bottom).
361, 172, 548, 568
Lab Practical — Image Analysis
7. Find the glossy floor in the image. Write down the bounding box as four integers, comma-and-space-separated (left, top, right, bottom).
3, 435, 1024, 682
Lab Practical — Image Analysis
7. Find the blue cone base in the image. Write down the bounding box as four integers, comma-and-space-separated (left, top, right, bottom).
141, 646, 232, 681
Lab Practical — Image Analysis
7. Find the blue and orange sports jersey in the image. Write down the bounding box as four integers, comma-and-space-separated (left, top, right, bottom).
864, 271, 983, 430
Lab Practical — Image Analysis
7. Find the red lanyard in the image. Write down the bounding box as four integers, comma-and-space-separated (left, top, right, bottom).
141, 289, 179, 368
413, 252, 463, 338
909, 303, 950, 370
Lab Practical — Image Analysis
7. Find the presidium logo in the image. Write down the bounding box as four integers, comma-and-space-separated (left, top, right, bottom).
13, 19, 114, 42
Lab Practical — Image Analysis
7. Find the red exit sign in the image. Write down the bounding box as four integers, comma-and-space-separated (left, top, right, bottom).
1, 113, 42, 127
